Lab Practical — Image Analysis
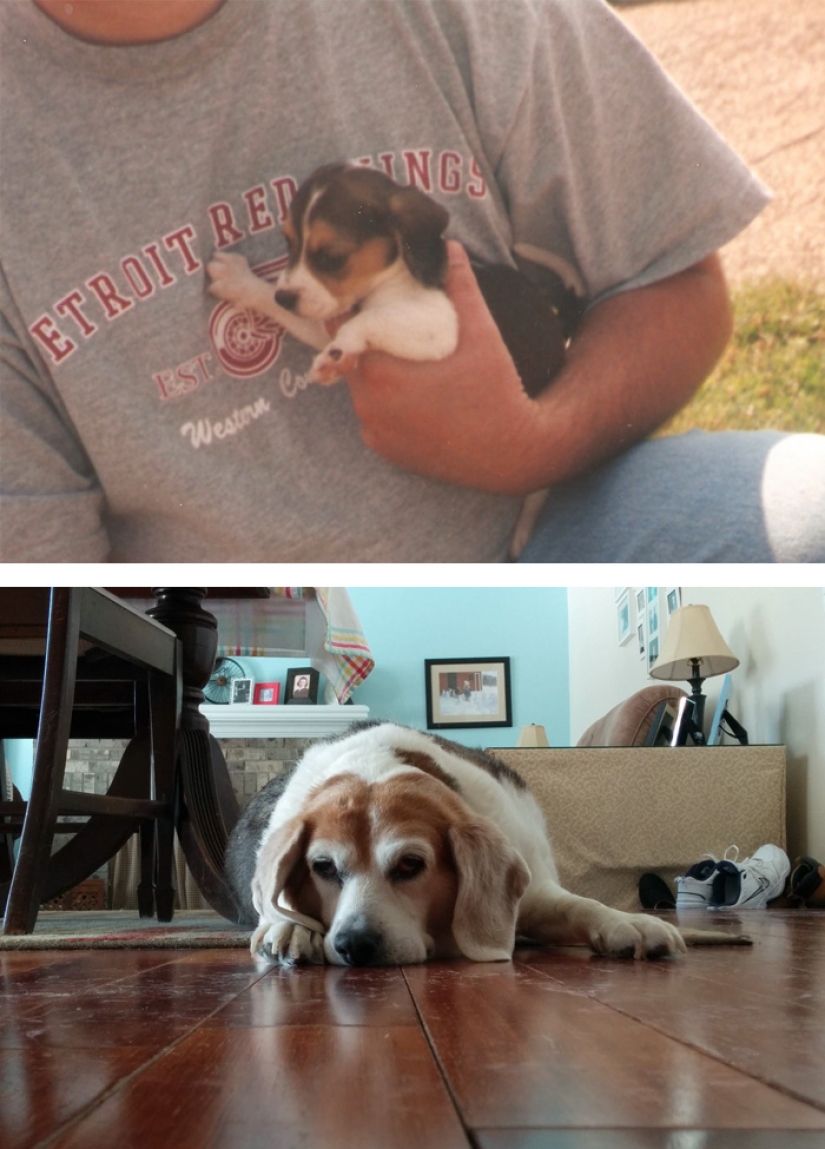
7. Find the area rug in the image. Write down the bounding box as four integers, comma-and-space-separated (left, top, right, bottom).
0, 910, 250, 950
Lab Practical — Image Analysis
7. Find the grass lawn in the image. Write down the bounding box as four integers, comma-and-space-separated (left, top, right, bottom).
659, 280, 824, 436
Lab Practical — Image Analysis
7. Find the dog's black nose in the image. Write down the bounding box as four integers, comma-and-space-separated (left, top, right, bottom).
274, 289, 299, 312
333, 922, 383, 966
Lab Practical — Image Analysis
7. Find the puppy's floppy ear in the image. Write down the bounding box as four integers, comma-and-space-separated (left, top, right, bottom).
387, 186, 450, 287
448, 818, 531, 961
251, 816, 324, 933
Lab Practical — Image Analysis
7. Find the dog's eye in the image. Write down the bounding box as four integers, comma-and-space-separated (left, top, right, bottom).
310, 248, 349, 276
391, 855, 426, 882
311, 858, 340, 882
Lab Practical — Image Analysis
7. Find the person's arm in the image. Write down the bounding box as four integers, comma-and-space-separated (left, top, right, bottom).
344, 242, 732, 496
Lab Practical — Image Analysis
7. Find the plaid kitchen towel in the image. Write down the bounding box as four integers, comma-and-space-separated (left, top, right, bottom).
217, 587, 374, 702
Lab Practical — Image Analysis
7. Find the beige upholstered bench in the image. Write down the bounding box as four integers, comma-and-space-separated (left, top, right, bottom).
488, 746, 787, 912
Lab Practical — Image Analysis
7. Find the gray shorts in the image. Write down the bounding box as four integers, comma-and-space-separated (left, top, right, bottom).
518, 431, 825, 563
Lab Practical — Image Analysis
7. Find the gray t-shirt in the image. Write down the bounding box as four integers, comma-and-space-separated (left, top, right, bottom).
0, 0, 768, 561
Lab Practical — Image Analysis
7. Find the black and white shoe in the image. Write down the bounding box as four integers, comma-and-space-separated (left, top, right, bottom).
709, 844, 790, 910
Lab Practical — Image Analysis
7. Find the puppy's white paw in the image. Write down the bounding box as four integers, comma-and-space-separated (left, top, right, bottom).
310, 344, 362, 385
207, 251, 258, 305
589, 911, 686, 960
310, 321, 368, 384
251, 918, 326, 966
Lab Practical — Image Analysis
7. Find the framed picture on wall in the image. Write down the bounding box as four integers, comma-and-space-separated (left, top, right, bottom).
425, 657, 512, 730
616, 590, 631, 645
665, 587, 681, 618
646, 586, 660, 671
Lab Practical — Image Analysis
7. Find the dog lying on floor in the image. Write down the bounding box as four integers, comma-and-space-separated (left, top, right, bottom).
207, 162, 582, 558
226, 722, 750, 966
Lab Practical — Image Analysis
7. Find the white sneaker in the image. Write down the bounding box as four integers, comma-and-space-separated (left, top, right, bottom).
675, 857, 718, 908
709, 844, 790, 910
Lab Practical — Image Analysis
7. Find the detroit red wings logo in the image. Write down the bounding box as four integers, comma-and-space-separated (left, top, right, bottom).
209, 257, 286, 378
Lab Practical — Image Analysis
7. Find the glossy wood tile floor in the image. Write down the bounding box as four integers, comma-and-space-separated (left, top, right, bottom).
2, 910, 823, 1149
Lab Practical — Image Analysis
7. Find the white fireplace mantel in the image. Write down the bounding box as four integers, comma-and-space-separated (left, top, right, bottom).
200, 703, 370, 739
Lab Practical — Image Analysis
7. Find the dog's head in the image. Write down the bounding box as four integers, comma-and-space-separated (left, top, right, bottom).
251, 764, 530, 965
273, 162, 450, 321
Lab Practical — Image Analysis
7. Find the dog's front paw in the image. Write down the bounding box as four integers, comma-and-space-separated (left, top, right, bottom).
310, 344, 361, 385
251, 919, 326, 966
589, 911, 686, 960
207, 251, 258, 306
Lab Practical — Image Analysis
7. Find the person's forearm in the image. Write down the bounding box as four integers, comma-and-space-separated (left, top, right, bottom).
345, 247, 732, 495
517, 254, 733, 492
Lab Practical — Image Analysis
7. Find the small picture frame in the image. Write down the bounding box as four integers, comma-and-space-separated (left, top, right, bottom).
285, 666, 320, 705
645, 700, 679, 747
671, 696, 704, 746
254, 682, 281, 705
229, 676, 255, 705
425, 657, 512, 730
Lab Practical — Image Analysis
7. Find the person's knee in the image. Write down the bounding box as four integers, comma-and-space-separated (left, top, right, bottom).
761, 434, 825, 562
517, 430, 825, 563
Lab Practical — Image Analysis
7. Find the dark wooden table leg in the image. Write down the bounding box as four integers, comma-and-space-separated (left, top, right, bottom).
147, 589, 240, 921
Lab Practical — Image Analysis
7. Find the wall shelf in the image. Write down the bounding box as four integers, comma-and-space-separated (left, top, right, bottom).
201, 703, 370, 740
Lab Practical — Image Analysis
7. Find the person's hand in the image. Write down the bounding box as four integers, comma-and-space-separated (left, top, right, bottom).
343, 242, 549, 495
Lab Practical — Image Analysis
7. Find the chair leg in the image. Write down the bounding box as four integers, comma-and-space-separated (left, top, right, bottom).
137, 820, 155, 917
0, 743, 16, 885
3, 589, 81, 935
7, 731, 148, 909
149, 665, 179, 922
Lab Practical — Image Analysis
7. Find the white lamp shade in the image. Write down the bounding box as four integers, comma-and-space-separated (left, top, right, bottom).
517, 724, 550, 748
650, 604, 739, 681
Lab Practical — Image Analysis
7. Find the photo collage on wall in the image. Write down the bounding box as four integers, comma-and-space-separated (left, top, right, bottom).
615, 587, 681, 672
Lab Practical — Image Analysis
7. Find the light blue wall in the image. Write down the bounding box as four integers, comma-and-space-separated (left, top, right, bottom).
4, 739, 33, 800
345, 587, 569, 748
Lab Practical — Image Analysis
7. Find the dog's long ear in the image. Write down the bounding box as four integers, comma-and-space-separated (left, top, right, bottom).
448, 818, 531, 961
387, 186, 450, 287
251, 817, 324, 933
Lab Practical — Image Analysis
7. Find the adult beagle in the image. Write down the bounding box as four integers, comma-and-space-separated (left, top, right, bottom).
226, 722, 748, 965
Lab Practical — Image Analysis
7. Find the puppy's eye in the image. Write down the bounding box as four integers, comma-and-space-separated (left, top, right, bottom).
310, 248, 349, 276
311, 858, 340, 882
391, 855, 426, 882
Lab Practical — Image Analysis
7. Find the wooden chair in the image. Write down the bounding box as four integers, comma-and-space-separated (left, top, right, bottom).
0, 588, 181, 934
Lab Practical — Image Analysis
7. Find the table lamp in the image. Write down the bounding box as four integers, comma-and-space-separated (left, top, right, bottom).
649, 604, 739, 741
517, 724, 550, 748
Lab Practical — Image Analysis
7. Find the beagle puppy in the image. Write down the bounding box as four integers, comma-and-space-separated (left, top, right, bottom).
208, 162, 569, 389
225, 722, 749, 966
207, 163, 577, 558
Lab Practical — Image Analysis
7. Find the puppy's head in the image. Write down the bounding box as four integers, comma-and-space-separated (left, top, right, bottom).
251, 762, 529, 965
274, 163, 450, 320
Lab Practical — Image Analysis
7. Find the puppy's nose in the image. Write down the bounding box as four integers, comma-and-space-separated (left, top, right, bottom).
274, 289, 299, 312
333, 922, 383, 966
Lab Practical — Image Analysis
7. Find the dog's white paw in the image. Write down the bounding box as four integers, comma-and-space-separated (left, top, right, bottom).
310, 323, 368, 384
251, 919, 326, 966
588, 911, 686, 960
207, 251, 258, 305
310, 345, 363, 385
